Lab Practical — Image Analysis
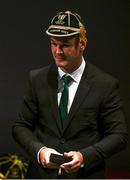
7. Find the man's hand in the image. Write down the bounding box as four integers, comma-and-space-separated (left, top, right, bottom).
60, 151, 84, 173
39, 147, 62, 169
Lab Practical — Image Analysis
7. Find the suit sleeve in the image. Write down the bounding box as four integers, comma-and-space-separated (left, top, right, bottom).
12, 71, 44, 163
80, 79, 128, 167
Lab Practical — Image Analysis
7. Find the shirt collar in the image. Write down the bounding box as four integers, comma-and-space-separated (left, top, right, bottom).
58, 57, 86, 83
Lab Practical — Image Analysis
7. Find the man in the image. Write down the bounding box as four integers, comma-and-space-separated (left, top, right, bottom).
12, 11, 128, 179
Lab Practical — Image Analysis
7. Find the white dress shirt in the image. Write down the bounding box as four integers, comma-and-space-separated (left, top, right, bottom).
58, 57, 86, 112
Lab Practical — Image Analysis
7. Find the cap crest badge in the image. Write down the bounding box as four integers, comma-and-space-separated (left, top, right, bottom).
55, 15, 66, 25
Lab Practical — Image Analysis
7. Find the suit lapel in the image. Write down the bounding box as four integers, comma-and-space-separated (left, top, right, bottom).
47, 65, 63, 135
62, 63, 93, 132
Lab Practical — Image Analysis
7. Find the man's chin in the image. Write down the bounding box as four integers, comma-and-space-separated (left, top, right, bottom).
57, 64, 65, 69
56, 62, 67, 68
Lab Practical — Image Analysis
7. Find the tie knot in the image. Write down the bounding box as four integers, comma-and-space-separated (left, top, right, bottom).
63, 75, 72, 85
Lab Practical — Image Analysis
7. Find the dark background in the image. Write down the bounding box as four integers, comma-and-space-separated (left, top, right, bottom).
0, 0, 130, 174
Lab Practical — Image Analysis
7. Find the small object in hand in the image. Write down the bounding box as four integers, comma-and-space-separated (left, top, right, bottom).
50, 153, 72, 165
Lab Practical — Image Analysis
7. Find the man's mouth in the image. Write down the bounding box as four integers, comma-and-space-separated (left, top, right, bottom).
55, 56, 65, 60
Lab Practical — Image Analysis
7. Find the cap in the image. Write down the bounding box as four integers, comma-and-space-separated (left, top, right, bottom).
46, 11, 83, 37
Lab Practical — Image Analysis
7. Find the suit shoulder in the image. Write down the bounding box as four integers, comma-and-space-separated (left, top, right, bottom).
29, 65, 51, 78
88, 63, 119, 84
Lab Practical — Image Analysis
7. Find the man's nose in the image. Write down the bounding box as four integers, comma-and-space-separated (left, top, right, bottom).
56, 46, 63, 54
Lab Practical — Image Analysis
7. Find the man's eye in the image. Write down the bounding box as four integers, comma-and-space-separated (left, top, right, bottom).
62, 44, 69, 47
51, 43, 56, 46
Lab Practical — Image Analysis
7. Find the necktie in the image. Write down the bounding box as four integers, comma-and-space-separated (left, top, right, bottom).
59, 75, 72, 128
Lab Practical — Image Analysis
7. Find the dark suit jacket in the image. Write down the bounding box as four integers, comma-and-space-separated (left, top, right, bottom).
12, 62, 128, 179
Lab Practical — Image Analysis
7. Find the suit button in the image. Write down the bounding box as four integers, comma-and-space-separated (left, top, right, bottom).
60, 139, 65, 144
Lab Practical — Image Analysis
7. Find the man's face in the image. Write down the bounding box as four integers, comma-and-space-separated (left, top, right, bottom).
50, 35, 85, 73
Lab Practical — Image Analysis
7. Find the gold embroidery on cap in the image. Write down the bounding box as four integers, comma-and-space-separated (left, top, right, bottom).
55, 15, 67, 25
